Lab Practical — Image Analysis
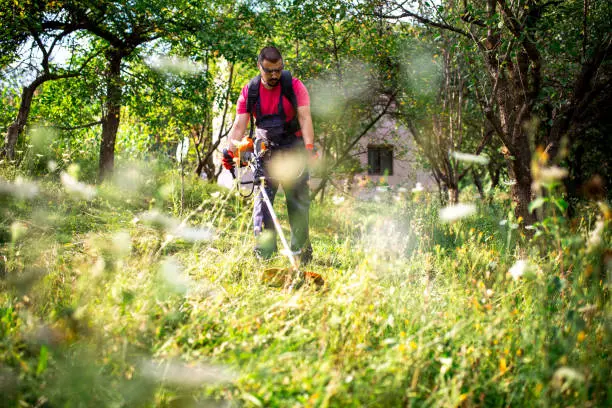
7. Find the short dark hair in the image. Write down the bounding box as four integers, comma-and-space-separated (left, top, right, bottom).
258, 46, 283, 65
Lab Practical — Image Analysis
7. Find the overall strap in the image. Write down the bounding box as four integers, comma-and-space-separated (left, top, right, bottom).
246, 75, 261, 139
280, 70, 298, 112
280, 70, 300, 134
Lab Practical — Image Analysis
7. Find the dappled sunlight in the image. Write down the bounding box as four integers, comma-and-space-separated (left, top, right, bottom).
451, 151, 490, 165
267, 149, 307, 186
400, 48, 442, 97
0, 176, 39, 199
146, 55, 206, 75
139, 358, 237, 387
60, 171, 96, 200
309, 61, 374, 119
110, 162, 152, 193
439, 203, 477, 223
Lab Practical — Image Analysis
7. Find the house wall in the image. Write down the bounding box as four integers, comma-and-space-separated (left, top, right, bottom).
352, 115, 436, 190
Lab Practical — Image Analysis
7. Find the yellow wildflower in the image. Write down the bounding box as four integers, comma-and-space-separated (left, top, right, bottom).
535, 383, 543, 396
499, 357, 508, 375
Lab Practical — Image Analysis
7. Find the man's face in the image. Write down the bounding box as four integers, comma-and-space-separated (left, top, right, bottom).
258, 59, 283, 87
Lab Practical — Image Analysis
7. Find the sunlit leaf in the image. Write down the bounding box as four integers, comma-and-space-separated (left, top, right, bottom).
528, 197, 548, 213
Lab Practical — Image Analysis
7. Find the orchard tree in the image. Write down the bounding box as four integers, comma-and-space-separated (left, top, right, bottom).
0, 0, 98, 160
373, 0, 612, 226
32, 0, 259, 180
396, 32, 497, 204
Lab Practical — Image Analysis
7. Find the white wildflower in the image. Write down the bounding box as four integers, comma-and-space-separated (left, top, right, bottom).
439, 203, 476, 223
587, 220, 604, 251
552, 367, 585, 392
412, 182, 424, 193
509, 260, 528, 281
332, 195, 345, 205
439, 357, 453, 375
60, 172, 96, 200
451, 151, 490, 165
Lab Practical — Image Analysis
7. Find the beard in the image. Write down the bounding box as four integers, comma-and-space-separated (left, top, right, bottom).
265, 78, 280, 87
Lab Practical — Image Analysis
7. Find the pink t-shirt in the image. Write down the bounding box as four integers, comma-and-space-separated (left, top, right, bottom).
236, 78, 310, 136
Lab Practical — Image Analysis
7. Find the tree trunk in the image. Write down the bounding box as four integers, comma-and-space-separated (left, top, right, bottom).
447, 186, 459, 205
502, 132, 537, 226
99, 49, 123, 181
203, 155, 216, 181
472, 169, 485, 199
436, 179, 448, 206
491, 56, 537, 227
2, 76, 47, 160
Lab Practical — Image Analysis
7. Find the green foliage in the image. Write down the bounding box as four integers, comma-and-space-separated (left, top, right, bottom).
0, 86, 19, 132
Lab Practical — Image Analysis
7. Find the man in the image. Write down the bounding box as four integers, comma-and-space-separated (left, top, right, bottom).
222, 46, 315, 264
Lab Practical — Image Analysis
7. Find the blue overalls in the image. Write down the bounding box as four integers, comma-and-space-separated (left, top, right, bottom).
252, 88, 312, 262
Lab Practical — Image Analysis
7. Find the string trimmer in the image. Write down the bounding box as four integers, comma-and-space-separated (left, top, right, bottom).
224, 137, 324, 290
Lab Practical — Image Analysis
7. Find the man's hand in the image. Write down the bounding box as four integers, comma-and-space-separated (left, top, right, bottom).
305, 144, 319, 159
222, 149, 236, 172
305, 143, 320, 170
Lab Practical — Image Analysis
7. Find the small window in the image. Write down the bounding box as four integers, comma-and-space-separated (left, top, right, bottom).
367, 145, 393, 175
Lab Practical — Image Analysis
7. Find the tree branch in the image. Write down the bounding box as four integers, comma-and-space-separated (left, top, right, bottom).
374, 7, 471, 39
45, 120, 103, 131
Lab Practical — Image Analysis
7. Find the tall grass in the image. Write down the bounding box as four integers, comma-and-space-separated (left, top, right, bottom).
0, 161, 610, 407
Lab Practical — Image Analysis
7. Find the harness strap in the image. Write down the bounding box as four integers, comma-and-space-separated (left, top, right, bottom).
246, 75, 260, 139
279, 71, 300, 135
246, 71, 301, 138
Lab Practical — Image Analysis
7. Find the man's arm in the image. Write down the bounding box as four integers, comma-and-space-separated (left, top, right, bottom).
297, 105, 314, 147
227, 113, 250, 154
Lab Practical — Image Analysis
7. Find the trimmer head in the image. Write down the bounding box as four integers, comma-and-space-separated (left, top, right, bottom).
261, 267, 325, 289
